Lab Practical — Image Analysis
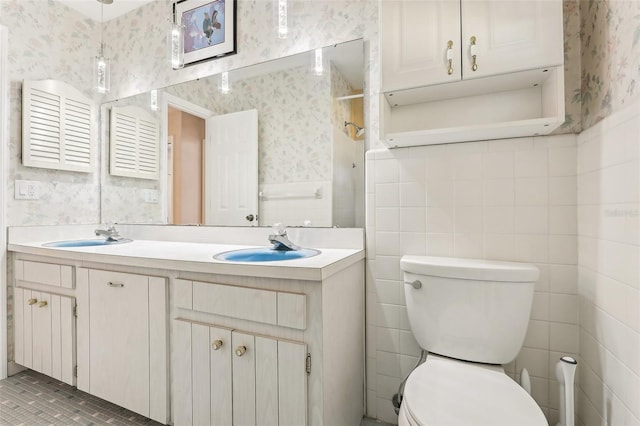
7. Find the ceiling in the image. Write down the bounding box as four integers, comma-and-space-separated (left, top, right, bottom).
56, 0, 155, 22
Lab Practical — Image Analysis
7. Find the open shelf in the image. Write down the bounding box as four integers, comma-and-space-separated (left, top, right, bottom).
380, 66, 565, 148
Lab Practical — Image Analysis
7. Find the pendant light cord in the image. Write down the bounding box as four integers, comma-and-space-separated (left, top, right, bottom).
100, 0, 104, 56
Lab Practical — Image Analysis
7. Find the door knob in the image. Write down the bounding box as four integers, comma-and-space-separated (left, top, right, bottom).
246, 214, 255, 222
235, 346, 247, 357
212, 340, 224, 350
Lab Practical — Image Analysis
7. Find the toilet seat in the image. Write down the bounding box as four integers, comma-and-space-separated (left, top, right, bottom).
402, 355, 547, 426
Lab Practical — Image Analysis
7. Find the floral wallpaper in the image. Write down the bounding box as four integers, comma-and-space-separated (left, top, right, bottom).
331, 62, 356, 136
557, 0, 583, 133
580, 0, 640, 129
104, 0, 367, 102
207, 65, 334, 184
0, 0, 102, 227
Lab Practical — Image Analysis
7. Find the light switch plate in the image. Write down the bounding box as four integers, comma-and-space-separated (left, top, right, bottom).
14, 180, 40, 200
143, 189, 159, 204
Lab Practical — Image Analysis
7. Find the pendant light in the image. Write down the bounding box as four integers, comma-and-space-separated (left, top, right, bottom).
169, 6, 184, 69
94, 0, 111, 93
313, 48, 323, 76
277, 0, 289, 39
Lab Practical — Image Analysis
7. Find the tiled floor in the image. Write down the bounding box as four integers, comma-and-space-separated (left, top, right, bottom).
0, 369, 158, 425
1, 369, 394, 426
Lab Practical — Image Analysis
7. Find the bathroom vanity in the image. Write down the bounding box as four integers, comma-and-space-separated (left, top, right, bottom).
8, 225, 365, 426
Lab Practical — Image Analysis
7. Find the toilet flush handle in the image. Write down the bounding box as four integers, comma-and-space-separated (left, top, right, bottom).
404, 280, 422, 289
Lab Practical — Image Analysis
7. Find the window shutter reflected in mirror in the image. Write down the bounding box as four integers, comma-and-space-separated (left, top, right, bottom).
22, 80, 94, 173
109, 105, 160, 180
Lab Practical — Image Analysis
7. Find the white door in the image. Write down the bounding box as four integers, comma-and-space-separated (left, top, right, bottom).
381, 0, 461, 92
167, 136, 174, 223
205, 109, 258, 226
460, 0, 563, 79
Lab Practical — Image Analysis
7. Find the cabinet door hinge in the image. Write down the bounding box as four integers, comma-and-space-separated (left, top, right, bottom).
73, 305, 78, 318
73, 365, 78, 377
306, 353, 311, 375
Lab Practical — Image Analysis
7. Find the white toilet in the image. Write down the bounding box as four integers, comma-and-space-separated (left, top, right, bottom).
398, 255, 548, 426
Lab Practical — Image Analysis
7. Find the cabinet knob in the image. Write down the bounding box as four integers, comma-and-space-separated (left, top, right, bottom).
470, 36, 478, 71
235, 346, 247, 357
27, 298, 37, 306
212, 340, 224, 350
446, 40, 454, 75
38, 301, 48, 308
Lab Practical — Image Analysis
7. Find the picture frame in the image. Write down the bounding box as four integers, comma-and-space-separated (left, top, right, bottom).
174, 0, 237, 66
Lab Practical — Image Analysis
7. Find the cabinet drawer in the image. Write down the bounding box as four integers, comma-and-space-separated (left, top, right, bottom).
15, 260, 73, 288
176, 280, 306, 330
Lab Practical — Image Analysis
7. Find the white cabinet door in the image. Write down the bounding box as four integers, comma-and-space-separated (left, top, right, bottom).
255, 337, 278, 425
232, 331, 256, 426
278, 340, 308, 426
460, 0, 563, 79
13, 287, 76, 386
381, 0, 461, 92
233, 332, 307, 426
172, 319, 307, 426
172, 319, 193, 426
172, 321, 233, 426
31, 291, 52, 376
192, 324, 233, 426
87, 270, 150, 417
381, 0, 563, 91
210, 326, 233, 426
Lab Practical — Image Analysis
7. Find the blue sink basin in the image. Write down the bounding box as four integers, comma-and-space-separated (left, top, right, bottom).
214, 247, 320, 262
43, 239, 132, 248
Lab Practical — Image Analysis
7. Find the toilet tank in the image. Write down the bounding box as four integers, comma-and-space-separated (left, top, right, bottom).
400, 256, 539, 365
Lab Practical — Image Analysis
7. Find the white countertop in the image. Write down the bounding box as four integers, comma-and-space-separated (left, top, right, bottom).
8, 239, 364, 281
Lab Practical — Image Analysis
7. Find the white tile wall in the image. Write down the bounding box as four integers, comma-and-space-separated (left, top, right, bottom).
366, 134, 579, 424
576, 100, 640, 426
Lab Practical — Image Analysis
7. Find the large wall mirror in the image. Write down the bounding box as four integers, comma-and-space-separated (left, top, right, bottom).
100, 39, 364, 228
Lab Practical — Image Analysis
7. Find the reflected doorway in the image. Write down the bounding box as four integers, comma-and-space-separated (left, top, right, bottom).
167, 107, 205, 224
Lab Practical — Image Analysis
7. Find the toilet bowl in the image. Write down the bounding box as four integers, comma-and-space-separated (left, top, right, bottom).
399, 256, 547, 426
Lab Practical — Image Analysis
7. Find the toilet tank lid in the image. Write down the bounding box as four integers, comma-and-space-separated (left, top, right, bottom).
400, 255, 539, 282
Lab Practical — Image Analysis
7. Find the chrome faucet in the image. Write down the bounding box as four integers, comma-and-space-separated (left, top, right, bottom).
95, 222, 123, 241
268, 223, 300, 251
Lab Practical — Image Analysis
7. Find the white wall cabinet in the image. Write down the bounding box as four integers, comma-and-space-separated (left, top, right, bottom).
380, 0, 565, 148
381, 0, 563, 92
76, 269, 168, 424
173, 319, 307, 426
13, 287, 76, 386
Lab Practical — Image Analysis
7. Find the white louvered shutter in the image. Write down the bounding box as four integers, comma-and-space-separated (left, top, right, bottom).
110, 105, 160, 180
22, 80, 94, 172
